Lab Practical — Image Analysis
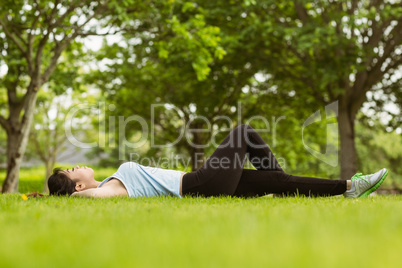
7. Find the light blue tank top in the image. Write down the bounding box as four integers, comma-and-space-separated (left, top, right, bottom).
97, 162, 183, 198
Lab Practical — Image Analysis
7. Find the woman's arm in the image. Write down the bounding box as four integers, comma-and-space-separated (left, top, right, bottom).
71, 186, 124, 198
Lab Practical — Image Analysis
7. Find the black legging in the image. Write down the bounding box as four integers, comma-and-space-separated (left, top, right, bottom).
182, 124, 347, 197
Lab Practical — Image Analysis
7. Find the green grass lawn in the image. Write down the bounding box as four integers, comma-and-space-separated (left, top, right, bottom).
0, 194, 401, 268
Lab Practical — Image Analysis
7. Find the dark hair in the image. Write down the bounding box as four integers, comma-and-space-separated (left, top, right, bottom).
48, 167, 76, 196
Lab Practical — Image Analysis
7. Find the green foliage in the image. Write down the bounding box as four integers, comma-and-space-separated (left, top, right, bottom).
356, 120, 402, 186
1, 0, 400, 184
84, 0, 401, 176
161, 12, 225, 80
0, 0, 148, 191
248, 0, 401, 120
25, 86, 99, 177
86, 0, 272, 168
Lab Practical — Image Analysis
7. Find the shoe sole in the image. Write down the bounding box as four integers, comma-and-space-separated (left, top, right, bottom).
359, 169, 388, 198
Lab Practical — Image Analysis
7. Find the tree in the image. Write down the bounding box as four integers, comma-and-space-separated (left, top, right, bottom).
87, 0, 274, 170
87, 1, 221, 170
0, 0, 134, 192
355, 116, 402, 186
26, 86, 97, 193
91, 0, 401, 178
28, 90, 71, 192
227, 0, 401, 179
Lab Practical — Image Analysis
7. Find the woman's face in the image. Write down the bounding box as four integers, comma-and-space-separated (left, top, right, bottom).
62, 165, 95, 188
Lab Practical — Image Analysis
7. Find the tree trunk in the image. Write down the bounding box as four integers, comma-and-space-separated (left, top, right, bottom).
43, 154, 56, 193
2, 134, 22, 192
338, 105, 358, 180
190, 130, 205, 171
191, 146, 205, 171
2, 128, 33, 193
2, 90, 38, 193
42, 162, 52, 194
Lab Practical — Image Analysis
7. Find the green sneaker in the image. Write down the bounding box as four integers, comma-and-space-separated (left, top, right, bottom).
343, 168, 388, 198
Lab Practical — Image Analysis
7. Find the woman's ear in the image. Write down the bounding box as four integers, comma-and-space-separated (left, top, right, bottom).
75, 183, 86, 192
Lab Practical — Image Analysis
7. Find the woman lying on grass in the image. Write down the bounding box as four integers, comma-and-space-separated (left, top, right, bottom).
48, 124, 388, 199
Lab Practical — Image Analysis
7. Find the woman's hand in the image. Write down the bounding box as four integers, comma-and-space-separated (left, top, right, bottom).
69, 187, 124, 198
70, 190, 94, 198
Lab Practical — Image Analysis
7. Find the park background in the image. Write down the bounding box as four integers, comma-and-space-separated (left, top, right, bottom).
0, 1, 401, 267
0, 0, 401, 194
